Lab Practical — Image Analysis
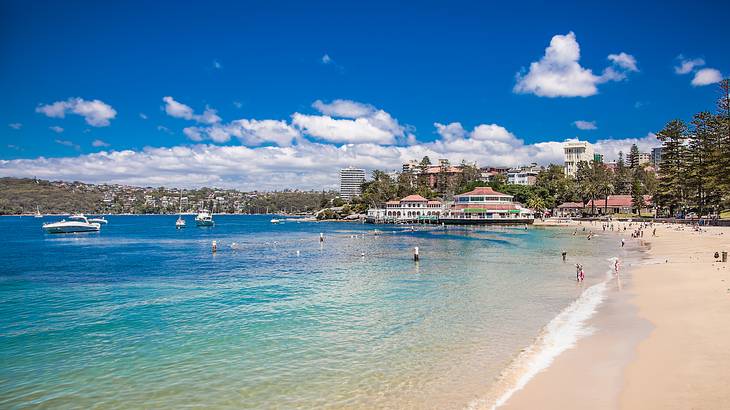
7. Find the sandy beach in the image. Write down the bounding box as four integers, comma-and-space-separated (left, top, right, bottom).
502, 221, 730, 409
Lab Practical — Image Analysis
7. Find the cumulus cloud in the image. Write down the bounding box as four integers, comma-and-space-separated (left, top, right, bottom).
514, 32, 637, 97
608, 52, 638, 72
8, 123, 22, 130
213, 59, 222, 69
183, 119, 301, 146
92, 139, 110, 147
1, 122, 661, 190
139, 113, 148, 120
573, 120, 597, 130
321, 54, 332, 64
36, 97, 117, 127
674, 56, 705, 74
312, 99, 375, 118
691, 68, 723, 86
49, 126, 64, 133
291, 99, 406, 144
162, 96, 221, 124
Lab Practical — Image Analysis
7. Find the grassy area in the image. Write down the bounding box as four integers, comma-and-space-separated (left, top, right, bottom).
720, 210, 730, 219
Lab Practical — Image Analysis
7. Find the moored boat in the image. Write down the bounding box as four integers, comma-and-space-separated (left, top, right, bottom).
176, 216, 186, 228
42, 214, 101, 234
88, 217, 108, 224
195, 210, 214, 227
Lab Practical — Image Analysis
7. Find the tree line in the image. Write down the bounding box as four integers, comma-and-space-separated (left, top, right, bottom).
654, 79, 730, 217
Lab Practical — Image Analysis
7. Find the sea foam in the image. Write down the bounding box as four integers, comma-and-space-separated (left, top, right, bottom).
470, 259, 617, 410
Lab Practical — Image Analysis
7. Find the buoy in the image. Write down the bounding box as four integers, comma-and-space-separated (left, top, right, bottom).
296, 250, 300, 257
212, 240, 217, 253
320, 233, 324, 243
361, 252, 365, 257
413, 246, 420, 262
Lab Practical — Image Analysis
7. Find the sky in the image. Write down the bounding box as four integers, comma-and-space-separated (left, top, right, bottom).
1, 0, 728, 190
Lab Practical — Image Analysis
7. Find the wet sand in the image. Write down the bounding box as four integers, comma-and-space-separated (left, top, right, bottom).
502, 221, 730, 409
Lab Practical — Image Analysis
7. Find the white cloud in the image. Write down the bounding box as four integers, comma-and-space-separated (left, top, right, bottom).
691, 68, 723, 86
292, 99, 406, 144
213, 59, 222, 69
157, 125, 170, 133
8, 123, 22, 130
593, 133, 659, 160
312, 99, 375, 118
573, 120, 597, 130
674, 56, 705, 74
49, 126, 64, 133
1, 123, 661, 190
54, 139, 80, 150
92, 139, 110, 147
36, 97, 117, 127
514, 32, 637, 97
162, 96, 221, 124
183, 119, 301, 146
434, 122, 467, 141
608, 52, 638, 72
321, 54, 332, 64
139, 113, 148, 120
233, 101, 243, 109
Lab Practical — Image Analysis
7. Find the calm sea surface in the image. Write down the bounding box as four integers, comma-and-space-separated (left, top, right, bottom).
0, 215, 631, 409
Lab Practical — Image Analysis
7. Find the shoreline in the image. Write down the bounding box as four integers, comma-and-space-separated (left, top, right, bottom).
498, 221, 730, 409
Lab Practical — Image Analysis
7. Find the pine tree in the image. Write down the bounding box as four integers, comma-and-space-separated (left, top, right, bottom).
614, 151, 630, 194
656, 119, 688, 216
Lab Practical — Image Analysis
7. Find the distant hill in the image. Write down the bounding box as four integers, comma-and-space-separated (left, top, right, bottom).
0, 177, 337, 215
0, 178, 106, 215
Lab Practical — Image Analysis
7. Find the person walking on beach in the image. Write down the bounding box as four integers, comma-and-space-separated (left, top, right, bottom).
562, 251, 567, 262
575, 263, 582, 281
614, 259, 620, 273
621, 238, 625, 248
653, 228, 656, 237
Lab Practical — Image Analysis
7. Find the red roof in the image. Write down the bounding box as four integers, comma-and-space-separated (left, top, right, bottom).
452, 203, 518, 210
457, 187, 511, 197
400, 194, 428, 202
586, 195, 652, 208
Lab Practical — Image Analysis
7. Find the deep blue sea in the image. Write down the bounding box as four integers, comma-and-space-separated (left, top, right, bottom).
0, 215, 631, 409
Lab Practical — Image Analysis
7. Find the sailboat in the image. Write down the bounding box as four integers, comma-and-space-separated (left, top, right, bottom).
176, 190, 186, 228
34, 206, 43, 218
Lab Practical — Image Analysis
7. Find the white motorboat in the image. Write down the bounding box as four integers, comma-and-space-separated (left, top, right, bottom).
42, 214, 101, 234
88, 216, 108, 224
270, 218, 282, 224
195, 210, 214, 227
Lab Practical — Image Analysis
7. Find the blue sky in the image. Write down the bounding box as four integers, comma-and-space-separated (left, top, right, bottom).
1, 0, 728, 189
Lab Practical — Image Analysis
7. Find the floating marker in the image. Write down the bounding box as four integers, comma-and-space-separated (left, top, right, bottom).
212, 240, 217, 253
413, 246, 419, 262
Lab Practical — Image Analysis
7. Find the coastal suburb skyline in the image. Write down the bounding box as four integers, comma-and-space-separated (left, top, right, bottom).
1, 0, 729, 190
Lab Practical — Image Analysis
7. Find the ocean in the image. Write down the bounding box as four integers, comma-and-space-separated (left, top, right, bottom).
0, 215, 635, 409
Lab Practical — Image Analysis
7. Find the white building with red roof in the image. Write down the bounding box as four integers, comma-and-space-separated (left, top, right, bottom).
440, 187, 535, 224
366, 194, 444, 223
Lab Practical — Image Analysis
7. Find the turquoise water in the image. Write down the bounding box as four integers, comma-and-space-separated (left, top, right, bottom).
0, 216, 628, 408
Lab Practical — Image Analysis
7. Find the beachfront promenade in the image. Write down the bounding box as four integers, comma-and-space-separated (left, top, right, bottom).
503, 220, 730, 409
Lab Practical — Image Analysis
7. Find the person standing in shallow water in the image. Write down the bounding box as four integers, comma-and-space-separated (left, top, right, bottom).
562, 251, 567, 261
